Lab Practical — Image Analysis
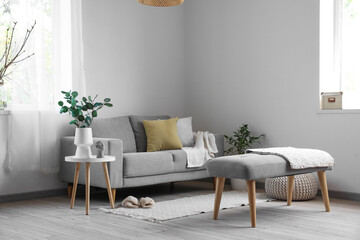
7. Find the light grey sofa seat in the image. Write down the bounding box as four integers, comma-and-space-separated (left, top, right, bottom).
59, 115, 224, 191
123, 152, 175, 177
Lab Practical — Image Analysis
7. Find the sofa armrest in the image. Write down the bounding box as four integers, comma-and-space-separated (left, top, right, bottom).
214, 134, 224, 157
59, 136, 124, 188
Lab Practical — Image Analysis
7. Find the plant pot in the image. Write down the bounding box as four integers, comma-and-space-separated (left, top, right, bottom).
230, 178, 247, 192
74, 128, 93, 158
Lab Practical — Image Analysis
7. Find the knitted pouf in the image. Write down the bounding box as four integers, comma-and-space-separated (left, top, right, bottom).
265, 174, 318, 201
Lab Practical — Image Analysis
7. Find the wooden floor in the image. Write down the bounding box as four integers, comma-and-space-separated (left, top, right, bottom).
0, 181, 359, 240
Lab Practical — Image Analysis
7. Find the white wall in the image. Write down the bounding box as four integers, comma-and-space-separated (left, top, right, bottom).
185, 0, 360, 194
83, 0, 187, 118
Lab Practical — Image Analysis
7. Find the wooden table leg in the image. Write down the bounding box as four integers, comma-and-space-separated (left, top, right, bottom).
67, 183, 73, 198
287, 175, 295, 206
85, 162, 91, 215
111, 188, 117, 205
213, 177, 225, 220
70, 163, 81, 209
102, 162, 115, 209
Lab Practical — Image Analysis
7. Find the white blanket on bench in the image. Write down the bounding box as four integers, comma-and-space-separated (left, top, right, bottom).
182, 131, 218, 168
246, 147, 335, 169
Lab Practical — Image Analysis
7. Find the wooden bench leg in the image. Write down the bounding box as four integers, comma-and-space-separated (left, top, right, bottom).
287, 175, 295, 206
317, 171, 330, 212
247, 180, 256, 228
213, 177, 225, 220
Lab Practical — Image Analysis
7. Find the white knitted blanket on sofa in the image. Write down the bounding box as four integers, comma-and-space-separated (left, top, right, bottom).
182, 131, 218, 168
246, 147, 335, 169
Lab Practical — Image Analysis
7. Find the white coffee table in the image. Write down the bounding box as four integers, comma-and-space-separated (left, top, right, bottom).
65, 155, 115, 215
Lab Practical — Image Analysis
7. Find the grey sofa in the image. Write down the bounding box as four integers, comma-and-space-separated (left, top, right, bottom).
59, 115, 224, 193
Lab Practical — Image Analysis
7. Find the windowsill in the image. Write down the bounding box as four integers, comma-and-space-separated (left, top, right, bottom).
0, 110, 10, 115
317, 109, 360, 114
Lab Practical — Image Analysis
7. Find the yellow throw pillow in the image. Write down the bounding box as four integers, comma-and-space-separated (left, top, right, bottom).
143, 118, 183, 152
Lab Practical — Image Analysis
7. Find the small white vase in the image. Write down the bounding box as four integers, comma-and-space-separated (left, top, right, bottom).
74, 128, 93, 158
230, 178, 247, 192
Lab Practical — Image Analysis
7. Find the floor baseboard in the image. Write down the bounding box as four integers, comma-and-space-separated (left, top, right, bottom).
256, 181, 360, 202
0, 188, 67, 203
322, 190, 360, 202
1, 181, 359, 203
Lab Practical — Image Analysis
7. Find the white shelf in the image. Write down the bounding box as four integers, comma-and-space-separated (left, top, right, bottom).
317, 109, 360, 114
0, 110, 10, 115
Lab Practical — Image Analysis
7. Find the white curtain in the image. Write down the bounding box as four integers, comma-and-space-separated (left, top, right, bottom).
1, 0, 86, 173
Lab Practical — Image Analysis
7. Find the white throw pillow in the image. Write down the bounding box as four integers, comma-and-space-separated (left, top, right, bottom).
177, 117, 195, 147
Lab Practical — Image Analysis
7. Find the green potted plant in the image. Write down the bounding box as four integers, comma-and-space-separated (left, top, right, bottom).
58, 90, 113, 158
225, 124, 264, 190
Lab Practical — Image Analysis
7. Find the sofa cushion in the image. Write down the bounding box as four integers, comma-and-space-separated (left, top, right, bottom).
129, 115, 170, 152
91, 116, 137, 153
163, 149, 205, 172
177, 117, 195, 147
143, 118, 183, 152
123, 152, 174, 177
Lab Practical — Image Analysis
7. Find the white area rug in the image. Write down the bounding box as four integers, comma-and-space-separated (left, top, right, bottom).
99, 191, 271, 223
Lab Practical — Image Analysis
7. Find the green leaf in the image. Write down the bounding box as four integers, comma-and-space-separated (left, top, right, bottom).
104, 98, 111, 103
61, 91, 67, 94
85, 116, 92, 125
58, 101, 63, 106
71, 91, 78, 98
82, 105, 88, 111
72, 109, 81, 117
78, 115, 85, 121
69, 120, 77, 125
86, 103, 94, 109
82, 97, 87, 102
60, 106, 68, 113
92, 110, 97, 118
67, 100, 72, 104
65, 93, 70, 98
88, 96, 92, 101
104, 103, 113, 107
94, 102, 102, 108
71, 99, 76, 107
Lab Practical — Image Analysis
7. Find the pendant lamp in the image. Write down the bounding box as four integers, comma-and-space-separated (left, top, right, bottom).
137, 0, 184, 7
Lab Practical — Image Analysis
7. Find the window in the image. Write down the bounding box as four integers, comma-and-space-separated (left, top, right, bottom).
320, 0, 360, 109
0, 0, 54, 106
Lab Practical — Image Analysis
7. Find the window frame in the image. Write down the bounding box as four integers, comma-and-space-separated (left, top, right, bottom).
319, 0, 360, 113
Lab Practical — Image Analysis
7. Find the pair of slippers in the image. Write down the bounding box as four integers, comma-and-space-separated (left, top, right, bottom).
121, 196, 155, 209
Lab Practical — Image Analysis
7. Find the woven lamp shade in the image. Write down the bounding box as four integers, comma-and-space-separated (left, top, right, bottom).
138, 0, 184, 7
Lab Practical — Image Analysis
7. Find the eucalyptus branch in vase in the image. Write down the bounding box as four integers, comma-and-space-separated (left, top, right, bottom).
58, 90, 113, 128
0, 21, 36, 85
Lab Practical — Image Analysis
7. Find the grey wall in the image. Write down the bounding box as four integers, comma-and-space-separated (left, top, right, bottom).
184, 0, 360, 194
83, 0, 186, 118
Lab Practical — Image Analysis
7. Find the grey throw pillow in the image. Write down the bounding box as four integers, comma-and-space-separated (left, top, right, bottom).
177, 117, 195, 147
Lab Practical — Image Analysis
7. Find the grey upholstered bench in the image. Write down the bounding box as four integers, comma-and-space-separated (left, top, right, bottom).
205, 154, 331, 228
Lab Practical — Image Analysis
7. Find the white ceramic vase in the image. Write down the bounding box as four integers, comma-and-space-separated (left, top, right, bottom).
230, 178, 247, 192
74, 128, 93, 158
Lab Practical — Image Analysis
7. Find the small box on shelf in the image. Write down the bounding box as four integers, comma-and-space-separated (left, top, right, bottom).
321, 92, 343, 110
